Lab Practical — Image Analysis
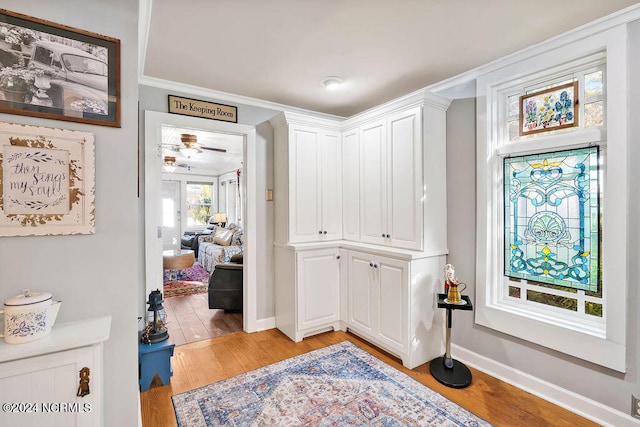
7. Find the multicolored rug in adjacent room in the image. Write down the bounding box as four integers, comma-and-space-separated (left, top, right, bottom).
163, 263, 210, 298
172, 340, 493, 426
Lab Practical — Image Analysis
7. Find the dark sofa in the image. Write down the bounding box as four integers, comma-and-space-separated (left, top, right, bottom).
208, 254, 243, 311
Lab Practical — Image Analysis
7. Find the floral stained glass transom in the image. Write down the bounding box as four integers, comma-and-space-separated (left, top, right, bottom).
504, 147, 599, 292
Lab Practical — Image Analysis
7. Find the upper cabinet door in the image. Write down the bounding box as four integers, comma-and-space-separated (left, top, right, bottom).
386, 107, 423, 250
359, 119, 387, 246
290, 126, 322, 242
320, 130, 342, 241
342, 128, 360, 242
358, 108, 423, 250
289, 123, 342, 243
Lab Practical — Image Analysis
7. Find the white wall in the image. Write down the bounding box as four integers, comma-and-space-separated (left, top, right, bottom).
445, 17, 640, 415
0, 1, 139, 425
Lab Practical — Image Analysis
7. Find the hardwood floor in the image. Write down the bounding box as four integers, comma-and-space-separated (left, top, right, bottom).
139, 329, 600, 427
162, 292, 242, 346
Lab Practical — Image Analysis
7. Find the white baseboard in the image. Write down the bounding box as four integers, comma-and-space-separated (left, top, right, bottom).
452, 344, 640, 427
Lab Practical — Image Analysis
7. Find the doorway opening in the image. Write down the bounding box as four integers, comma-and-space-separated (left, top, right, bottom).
159, 126, 244, 345
144, 111, 259, 345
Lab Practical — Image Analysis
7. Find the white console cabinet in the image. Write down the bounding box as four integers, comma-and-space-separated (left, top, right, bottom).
0, 316, 111, 426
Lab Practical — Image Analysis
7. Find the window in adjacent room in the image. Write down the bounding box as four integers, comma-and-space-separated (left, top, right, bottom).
186, 182, 213, 229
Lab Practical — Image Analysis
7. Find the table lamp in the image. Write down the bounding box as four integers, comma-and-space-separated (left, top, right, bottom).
213, 212, 227, 227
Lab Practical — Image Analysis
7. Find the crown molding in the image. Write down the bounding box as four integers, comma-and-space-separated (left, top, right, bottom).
428, 3, 640, 97
139, 74, 346, 122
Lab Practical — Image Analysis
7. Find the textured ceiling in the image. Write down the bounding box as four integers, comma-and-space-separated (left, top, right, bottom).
161, 126, 243, 176
141, 0, 639, 117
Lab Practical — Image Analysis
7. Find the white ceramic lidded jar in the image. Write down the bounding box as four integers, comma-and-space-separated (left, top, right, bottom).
0, 289, 62, 344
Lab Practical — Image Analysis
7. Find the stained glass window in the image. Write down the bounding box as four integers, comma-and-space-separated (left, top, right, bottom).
504, 147, 599, 292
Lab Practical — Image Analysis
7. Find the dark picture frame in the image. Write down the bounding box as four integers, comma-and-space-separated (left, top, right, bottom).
0, 9, 120, 127
519, 81, 578, 136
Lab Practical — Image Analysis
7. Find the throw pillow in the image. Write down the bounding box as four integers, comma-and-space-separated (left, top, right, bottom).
213, 227, 233, 246
231, 227, 243, 245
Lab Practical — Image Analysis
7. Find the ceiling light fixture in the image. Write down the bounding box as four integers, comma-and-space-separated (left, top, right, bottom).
179, 133, 201, 158
163, 156, 177, 173
321, 76, 344, 90
179, 146, 200, 158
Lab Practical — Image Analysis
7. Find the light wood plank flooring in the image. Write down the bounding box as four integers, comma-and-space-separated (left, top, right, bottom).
140, 329, 600, 427
163, 292, 242, 346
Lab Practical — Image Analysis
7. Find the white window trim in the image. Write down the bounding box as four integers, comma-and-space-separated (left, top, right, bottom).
475, 26, 627, 372
185, 181, 214, 230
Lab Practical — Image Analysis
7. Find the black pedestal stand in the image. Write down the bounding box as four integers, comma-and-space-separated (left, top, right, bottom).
429, 293, 473, 388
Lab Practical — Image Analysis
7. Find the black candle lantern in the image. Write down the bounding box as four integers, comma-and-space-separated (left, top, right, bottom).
141, 289, 169, 344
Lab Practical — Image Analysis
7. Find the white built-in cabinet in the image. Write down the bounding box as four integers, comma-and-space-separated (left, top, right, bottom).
274, 245, 343, 342
271, 92, 451, 369
341, 128, 360, 242
296, 248, 341, 334
356, 106, 422, 250
347, 250, 408, 355
343, 248, 446, 368
270, 113, 342, 244
0, 316, 111, 426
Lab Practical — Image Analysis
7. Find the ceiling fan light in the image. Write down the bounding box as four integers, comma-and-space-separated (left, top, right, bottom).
180, 134, 197, 143
321, 76, 344, 90
163, 155, 177, 172
179, 146, 199, 158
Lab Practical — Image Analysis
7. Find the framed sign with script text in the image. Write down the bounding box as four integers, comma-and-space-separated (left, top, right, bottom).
168, 95, 237, 123
0, 121, 95, 236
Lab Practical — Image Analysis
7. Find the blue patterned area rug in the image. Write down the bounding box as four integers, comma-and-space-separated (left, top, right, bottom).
172, 341, 493, 426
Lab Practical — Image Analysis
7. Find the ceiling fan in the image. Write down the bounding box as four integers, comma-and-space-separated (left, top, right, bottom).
162, 133, 227, 158
163, 155, 196, 172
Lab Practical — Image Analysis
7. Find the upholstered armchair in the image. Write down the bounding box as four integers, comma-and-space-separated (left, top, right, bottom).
208, 254, 243, 311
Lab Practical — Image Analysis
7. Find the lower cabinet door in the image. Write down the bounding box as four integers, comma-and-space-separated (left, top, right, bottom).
347, 251, 376, 335
346, 251, 408, 355
0, 345, 101, 426
296, 248, 341, 331
377, 256, 408, 353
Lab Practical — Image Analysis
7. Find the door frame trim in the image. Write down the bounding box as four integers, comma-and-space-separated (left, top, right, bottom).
144, 110, 258, 332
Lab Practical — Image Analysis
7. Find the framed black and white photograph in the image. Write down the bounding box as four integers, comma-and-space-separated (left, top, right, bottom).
0, 9, 120, 127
